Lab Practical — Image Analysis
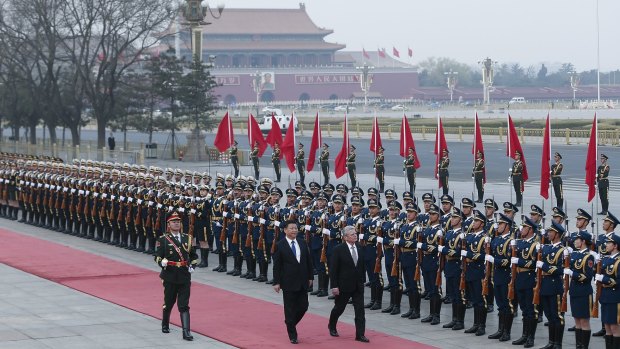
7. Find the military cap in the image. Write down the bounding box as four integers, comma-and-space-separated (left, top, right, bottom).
497, 213, 514, 226
336, 183, 349, 194
521, 216, 539, 233
309, 181, 321, 190
554, 152, 562, 159
422, 193, 435, 203
294, 180, 303, 188
316, 192, 329, 201
214, 181, 225, 189
258, 185, 269, 194
606, 233, 620, 245
428, 204, 440, 214
166, 212, 181, 223
351, 196, 364, 206
461, 197, 476, 208
367, 198, 381, 208
503, 202, 519, 213
551, 206, 566, 219
604, 212, 620, 227
215, 173, 224, 181
247, 176, 256, 184
350, 145, 356, 150
530, 204, 545, 217
233, 182, 243, 190
405, 202, 420, 213
574, 230, 592, 243
442, 148, 449, 153
243, 184, 255, 192
367, 187, 379, 196
270, 187, 283, 197
298, 142, 304, 147
546, 221, 566, 235
601, 154, 608, 160
226, 174, 234, 181
451, 207, 464, 219
389, 201, 402, 211
440, 194, 454, 205
323, 183, 335, 193
402, 191, 413, 201
484, 199, 498, 211
233, 140, 238, 145
384, 189, 397, 198
332, 194, 345, 204
301, 190, 313, 199
323, 143, 329, 148
576, 208, 592, 221
285, 188, 298, 197
473, 209, 486, 223
378, 146, 385, 151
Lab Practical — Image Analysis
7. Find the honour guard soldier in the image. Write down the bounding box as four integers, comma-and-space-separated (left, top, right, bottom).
251, 141, 260, 179
230, 140, 239, 177
305, 192, 329, 296
404, 147, 417, 195
195, 185, 211, 268
374, 146, 385, 193
551, 207, 567, 226
323, 194, 346, 297
296, 143, 305, 186
359, 198, 383, 310
598, 154, 610, 215
263, 187, 282, 284
154, 212, 199, 341
418, 193, 436, 228
461, 210, 488, 336
566, 229, 595, 349
486, 213, 516, 342
461, 198, 476, 234
594, 234, 620, 349
510, 216, 539, 347
593, 212, 619, 338
440, 195, 454, 232
551, 152, 564, 209
438, 207, 464, 330
511, 151, 525, 207
418, 203, 443, 325
224, 185, 243, 276
320, 143, 330, 184
210, 182, 227, 272
438, 149, 450, 196
396, 202, 422, 319
537, 221, 566, 349
380, 201, 403, 315
529, 205, 545, 236
239, 185, 256, 279
272, 143, 282, 182
249, 185, 269, 282
347, 145, 357, 188
473, 150, 485, 203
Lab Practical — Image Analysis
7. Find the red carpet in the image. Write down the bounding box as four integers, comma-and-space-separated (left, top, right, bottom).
0, 228, 436, 348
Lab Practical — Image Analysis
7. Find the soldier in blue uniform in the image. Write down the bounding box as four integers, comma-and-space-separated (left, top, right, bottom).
359, 198, 383, 310
323, 194, 346, 299
461, 210, 488, 336
483, 199, 498, 313
440, 195, 454, 232
249, 185, 269, 282
380, 201, 403, 315
263, 187, 282, 284
565, 230, 595, 349
418, 203, 443, 325
461, 198, 475, 234
237, 185, 255, 279
305, 192, 329, 296
418, 193, 435, 229
593, 212, 619, 339
210, 182, 227, 272
396, 202, 422, 319
594, 234, 620, 349
225, 183, 243, 276
486, 213, 516, 342
536, 221, 566, 349
438, 207, 464, 329
510, 216, 539, 348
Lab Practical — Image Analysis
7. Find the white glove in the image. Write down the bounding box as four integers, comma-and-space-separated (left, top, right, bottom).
485, 255, 494, 263
393, 238, 401, 245
102, 194, 107, 199
148, 201, 154, 206
416, 242, 423, 249
563, 269, 573, 276
44, 184, 49, 189
590, 251, 600, 262
259, 218, 266, 225
161, 258, 168, 267
485, 236, 490, 243
156, 204, 162, 209
247, 216, 254, 221
436, 230, 443, 237
304, 225, 311, 231
137, 199, 142, 204
322, 228, 330, 236
459, 233, 465, 239
128, 197, 133, 203
85, 190, 90, 195
460, 250, 467, 257
357, 218, 364, 224
188, 267, 194, 273
563, 249, 570, 257
71, 188, 76, 194
536, 244, 541, 251
93, 192, 99, 198
79, 190, 84, 195
566, 247, 573, 254
493, 223, 498, 230
508, 176, 511, 182
510, 240, 516, 246
536, 261, 544, 269
437, 245, 444, 253
223, 211, 229, 218
274, 220, 281, 227
222, 200, 228, 205
376, 237, 384, 244
167, 206, 174, 212
595, 274, 604, 282
63, 188, 68, 192
508, 168, 512, 172
215, 222, 222, 227
178, 207, 185, 212
511, 257, 519, 265
206, 194, 212, 199
340, 216, 346, 222
234, 214, 240, 219
359, 234, 365, 240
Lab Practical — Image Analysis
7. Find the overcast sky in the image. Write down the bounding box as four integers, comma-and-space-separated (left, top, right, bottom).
220, 0, 619, 72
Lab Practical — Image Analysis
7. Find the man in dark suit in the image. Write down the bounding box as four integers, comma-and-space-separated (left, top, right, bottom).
273, 220, 314, 344
328, 225, 369, 343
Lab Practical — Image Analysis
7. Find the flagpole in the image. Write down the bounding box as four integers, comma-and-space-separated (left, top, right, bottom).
293, 112, 297, 183
436, 113, 441, 190
548, 112, 553, 211
402, 114, 407, 193
507, 114, 513, 204
472, 111, 477, 196
318, 112, 322, 188
373, 112, 377, 191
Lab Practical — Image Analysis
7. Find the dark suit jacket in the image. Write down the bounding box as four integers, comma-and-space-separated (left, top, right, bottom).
329, 242, 366, 293
273, 237, 314, 291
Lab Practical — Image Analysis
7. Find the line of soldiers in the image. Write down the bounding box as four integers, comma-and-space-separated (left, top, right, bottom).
1, 154, 619, 349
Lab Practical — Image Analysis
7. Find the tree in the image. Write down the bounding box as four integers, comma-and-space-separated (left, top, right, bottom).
177, 55, 219, 131
537, 64, 548, 81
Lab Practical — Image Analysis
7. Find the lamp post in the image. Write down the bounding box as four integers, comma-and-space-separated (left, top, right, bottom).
356, 63, 374, 112
444, 69, 458, 103
569, 71, 580, 109
181, 0, 224, 60
478, 57, 496, 112
251, 71, 262, 117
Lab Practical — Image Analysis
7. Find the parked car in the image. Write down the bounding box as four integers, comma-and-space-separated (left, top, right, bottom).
391, 104, 408, 111
334, 105, 356, 111
427, 102, 441, 110
508, 97, 526, 104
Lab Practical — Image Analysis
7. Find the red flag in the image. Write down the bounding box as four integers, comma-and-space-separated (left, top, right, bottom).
281, 115, 297, 172
472, 112, 486, 183
248, 114, 267, 157
334, 115, 349, 178
370, 116, 383, 154
408, 47, 413, 58
378, 48, 386, 58
392, 47, 400, 58
434, 117, 448, 184
399, 114, 420, 169
585, 114, 598, 202
213, 112, 234, 152
307, 113, 321, 172
540, 114, 551, 199
362, 48, 370, 59
506, 114, 528, 183
265, 113, 283, 152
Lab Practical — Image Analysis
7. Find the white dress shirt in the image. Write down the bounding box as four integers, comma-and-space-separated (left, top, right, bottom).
286, 237, 300, 263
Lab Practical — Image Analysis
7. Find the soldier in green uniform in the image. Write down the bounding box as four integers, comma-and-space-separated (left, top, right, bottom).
511, 151, 524, 207
438, 149, 450, 196
597, 153, 610, 215
320, 143, 330, 184
296, 143, 305, 186
374, 146, 385, 193
404, 147, 416, 195
347, 145, 357, 188
550, 152, 564, 209
473, 150, 485, 203
230, 140, 239, 177
154, 212, 199, 341
272, 143, 281, 183
251, 141, 260, 179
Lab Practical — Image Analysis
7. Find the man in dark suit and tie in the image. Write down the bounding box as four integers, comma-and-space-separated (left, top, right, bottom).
328, 225, 369, 343
273, 220, 314, 344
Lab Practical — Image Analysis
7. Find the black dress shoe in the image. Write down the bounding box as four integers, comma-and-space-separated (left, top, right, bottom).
290, 338, 298, 344
567, 325, 576, 332
329, 327, 339, 337
355, 335, 370, 343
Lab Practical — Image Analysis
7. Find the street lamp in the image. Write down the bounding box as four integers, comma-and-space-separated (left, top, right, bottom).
478, 57, 496, 111
250, 71, 262, 117
569, 71, 580, 109
181, 0, 224, 60
444, 69, 459, 103
356, 63, 374, 112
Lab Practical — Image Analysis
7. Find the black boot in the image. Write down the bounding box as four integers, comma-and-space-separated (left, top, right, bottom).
488, 313, 505, 339
162, 309, 171, 333
218, 252, 227, 273
593, 327, 606, 337
409, 292, 421, 319
369, 285, 383, 310
382, 289, 394, 313
452, 302, 465, 330
581, 329, 591, 349
136, 234, 145, 252
612, 337, 620, 349
213, 251, 223, 272
499, 312, 513, 341
231, 255, 242, 276
390, 289, 402, 315
197, 249, 209, 268
431, 294, 441, 325
402, 292, 414, 318
364, 282, 376, 308
540, 322, 555, 349
524, 317, 537, 348
464, 306, 480, 333
475, 306, 487, 336
605, 335, 613, 349
180, 311, 193, 341
421, 294, 435, 323
246, 258, 256, 280
554, 323, 564, 349
312, 273, 322, 296
443, 303, 457, 328
575, 328, 582, 349
512, 316, 530, 345
317, 272, 328, 297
